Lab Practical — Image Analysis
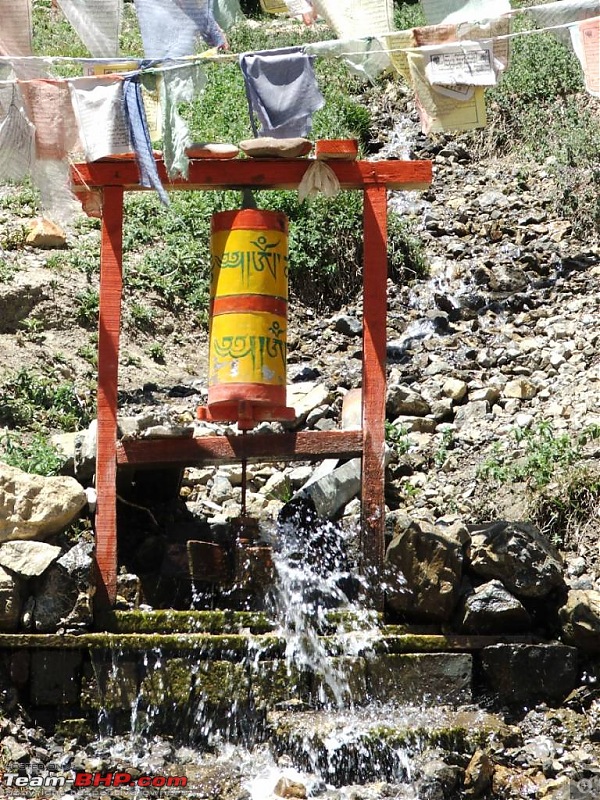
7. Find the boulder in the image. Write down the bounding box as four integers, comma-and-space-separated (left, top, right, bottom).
386, 384, 431, 418
31, 542, 94, 632
468, 521, 565, 599
0, 565, 24, 631
385, 519, 463, 621
480, 644, 578, 705
442, 378, 468, 401
333, 315, 362, 337
503, 379, 537, 400
58, 541, 94, 585
0, 540, 61, 577
0, 462, 87, 542
458, 580, 531, 634
559, 589, 600, 652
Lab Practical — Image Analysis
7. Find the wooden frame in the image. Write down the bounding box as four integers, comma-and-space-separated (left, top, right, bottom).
71, 156, 432, 608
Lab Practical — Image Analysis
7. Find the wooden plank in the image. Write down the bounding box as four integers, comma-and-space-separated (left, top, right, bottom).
361, 185, 388, 609
117, 430, 364, 467
95, 186, 124, 608
71, 158, 432, 192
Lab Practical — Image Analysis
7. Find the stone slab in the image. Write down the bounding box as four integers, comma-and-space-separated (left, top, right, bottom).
367, 653, 472, 705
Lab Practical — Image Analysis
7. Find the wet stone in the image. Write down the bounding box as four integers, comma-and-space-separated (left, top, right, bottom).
250, 660, 311, 708
30, 650, 82, 706
480, 644, 578, 706
310, 657, 368, 707
366, 653, 472, 706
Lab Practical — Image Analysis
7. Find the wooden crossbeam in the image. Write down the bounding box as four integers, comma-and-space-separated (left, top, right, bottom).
117, 430, 364, 467
71, 157, 432, 192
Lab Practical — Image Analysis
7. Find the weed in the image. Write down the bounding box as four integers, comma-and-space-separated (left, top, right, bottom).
18, 317, 45, 342
477, 421, 600, 489
77, 343, 98, 368
434, 428, 454, 469
385, 421, 411, 456
0, 225, 28, 251
266, 475, 294, 503
530, 468, 600, 550
76, 289, 100, 329
0, 431, 66, 476
0, 368, 94, 432
0, 256, 17, 283
0, 183, 38, 216
148, 343, 165, 363
122, 353, 142, 367
129, 302, 155, 332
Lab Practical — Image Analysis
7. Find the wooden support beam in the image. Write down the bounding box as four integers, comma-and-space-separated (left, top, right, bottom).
117, 430, 364, 467
95, 186, 124, 608
71, 158, 432, 193
361, 186, 388, 608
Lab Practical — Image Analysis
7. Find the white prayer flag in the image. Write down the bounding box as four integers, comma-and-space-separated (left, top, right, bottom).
69, 78, 132, 161
0, 86, 35, 180
0, 0, 33, 56
420, 0, 510, 26
57, 0, 122, 58
313, 0, 394, 39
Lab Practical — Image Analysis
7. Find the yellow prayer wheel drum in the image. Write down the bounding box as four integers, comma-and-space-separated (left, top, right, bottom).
201, 209, 295, 428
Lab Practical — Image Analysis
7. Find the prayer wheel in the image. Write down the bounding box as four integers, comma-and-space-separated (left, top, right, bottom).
197, 209, 295, 430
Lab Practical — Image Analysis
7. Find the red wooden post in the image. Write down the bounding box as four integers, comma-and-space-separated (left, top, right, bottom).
95, 186, 124, 607
361, 186, 388, 608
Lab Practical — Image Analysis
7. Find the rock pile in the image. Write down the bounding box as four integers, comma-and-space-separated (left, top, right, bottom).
0, 461, 92, 632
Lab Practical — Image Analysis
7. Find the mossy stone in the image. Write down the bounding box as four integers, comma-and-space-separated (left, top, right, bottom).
250, 660, 311, 707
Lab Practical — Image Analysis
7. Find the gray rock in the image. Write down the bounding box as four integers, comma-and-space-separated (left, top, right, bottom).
333, 315, 362, 337
468, 521, 565, 599
32, 563, 79, 632
367, 653, 472, 706
0, 540, 61, 577
385, 520, 463, 621
454, 400, 489, 427
386, 385, 431, 418
74, 420, 97, 481
478, 190, 510, 209
480, 644, 578, 705
287, 382, 333, 427
0, 565, 24, 631
58, 541, 94, 586
295, 458, 361, 519
458, 580, 531, 634
560, 589, 600, 652
210, 474, 234, 504
0, 462, 86, 542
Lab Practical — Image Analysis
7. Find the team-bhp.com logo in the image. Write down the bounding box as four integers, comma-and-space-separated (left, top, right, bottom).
0, 763, 187, 791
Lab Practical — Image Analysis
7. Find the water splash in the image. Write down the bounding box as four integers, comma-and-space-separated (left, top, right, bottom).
263, 497, 381, 709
